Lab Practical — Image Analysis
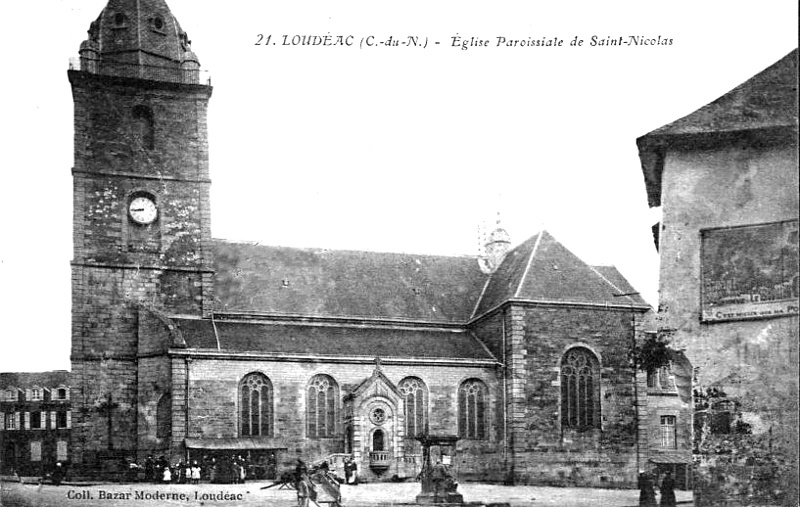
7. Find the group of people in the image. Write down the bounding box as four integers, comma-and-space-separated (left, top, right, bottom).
141, 455, 202, 484
639, 470, 677, 507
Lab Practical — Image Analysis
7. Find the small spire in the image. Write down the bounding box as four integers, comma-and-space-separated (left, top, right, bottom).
478, 210, 511, 274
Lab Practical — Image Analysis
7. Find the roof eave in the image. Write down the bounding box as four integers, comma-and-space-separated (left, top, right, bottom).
637, 124, 798, 209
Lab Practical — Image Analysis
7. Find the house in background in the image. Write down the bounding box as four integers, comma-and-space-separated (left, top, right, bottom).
0, 371, 72, 477
638, 49, 799, 506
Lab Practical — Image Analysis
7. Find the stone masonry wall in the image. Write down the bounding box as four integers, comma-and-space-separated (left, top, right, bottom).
512, 304, 641, 488
173, 358, 503, 482
658, 142, 799, 505
69, 72, 213, 477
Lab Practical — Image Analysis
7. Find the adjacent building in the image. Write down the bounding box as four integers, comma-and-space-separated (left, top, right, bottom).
62, 0, 655, 486
0, 371, 72, 477
638, 49, 799, 505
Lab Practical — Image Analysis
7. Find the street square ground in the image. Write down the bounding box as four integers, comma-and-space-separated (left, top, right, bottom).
1, 480, 692, 507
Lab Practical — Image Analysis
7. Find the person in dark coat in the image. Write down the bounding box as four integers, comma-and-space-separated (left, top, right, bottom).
638, 471, 657, 507
343, 457, 352, 484
51, 462, 65, 486
659, 470, 676, 507
144, 455, 155, 483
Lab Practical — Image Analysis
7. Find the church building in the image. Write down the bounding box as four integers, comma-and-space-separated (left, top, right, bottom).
67, 0, 652, 486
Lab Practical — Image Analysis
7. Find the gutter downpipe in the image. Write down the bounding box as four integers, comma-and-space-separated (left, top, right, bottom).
185, 357, 191, 464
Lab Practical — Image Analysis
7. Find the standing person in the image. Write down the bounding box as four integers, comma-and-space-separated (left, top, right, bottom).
144, 455, 155, 483
343, 457, 352, 485
638, 470, 657, 507
156, 456, 168, 484
191, 461, 201, 485
295, 458, 308, 489
348, 457, 358, 485
659, 470, 676, 507
296, 471, 312, 507
51, 462, 64, 486
163, 465, 172, 483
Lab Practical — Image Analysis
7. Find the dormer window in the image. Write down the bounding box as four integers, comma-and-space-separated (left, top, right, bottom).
30, 388, 43, 401
56, 387, 69, 401
2, 388, 18, 402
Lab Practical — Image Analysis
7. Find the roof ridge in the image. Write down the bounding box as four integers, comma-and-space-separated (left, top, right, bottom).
586, 265, 635, 303
515, 230, 545, 298
210, 238, 478, 260
470, 276, 492, 320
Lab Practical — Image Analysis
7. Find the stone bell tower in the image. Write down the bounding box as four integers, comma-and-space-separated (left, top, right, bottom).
68, 0, 212, 476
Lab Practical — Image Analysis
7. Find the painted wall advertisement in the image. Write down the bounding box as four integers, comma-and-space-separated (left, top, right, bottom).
701, 220, 799, 322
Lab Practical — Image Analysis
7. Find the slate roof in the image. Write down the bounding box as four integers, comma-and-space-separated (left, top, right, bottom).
0, 371, 70, 388
638, 49, 798, 207
211, 241, 487, 323
173, 318, 495, 361
473, 230, 648, 316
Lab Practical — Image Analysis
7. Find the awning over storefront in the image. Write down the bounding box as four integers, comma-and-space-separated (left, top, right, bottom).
184, 438, 286, 451
648, 453, 692, 464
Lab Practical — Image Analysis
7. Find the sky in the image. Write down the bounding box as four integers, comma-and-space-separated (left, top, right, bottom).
0, 0, 797, 372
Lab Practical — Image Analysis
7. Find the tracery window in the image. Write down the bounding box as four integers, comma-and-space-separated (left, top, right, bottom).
398, 377, 428, 439
307, 374, 338, 438
458, 379, 487, 440
560, 347, 600, 430
240, 373, 273, 437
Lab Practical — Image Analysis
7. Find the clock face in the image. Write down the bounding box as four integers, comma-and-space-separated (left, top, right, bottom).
129, 196, 158, 225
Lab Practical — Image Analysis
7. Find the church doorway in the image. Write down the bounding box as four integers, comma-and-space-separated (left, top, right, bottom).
345, 425, 354, 454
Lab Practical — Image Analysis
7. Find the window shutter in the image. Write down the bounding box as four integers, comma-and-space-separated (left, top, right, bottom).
24, 412, 30, 429
66, 411, 72, 429
15, 412, 21, 430
0, 412, 4, 430
51, 411, 57, 429
26, 389, 32, 401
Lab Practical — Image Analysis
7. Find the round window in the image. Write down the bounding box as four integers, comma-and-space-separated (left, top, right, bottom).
154, 17, 164, 30
370, 407, 387, 425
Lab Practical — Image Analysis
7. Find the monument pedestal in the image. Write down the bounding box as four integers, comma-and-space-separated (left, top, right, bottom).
415, 492, 464, 505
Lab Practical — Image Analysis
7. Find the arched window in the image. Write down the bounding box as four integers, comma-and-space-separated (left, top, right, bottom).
560, 347, 600, 430
156, 394, 171, 439
398, 377, 428, 439
132, 105, 154, 150
307, 374, 338, 438
458, 379, 487, 440
373, 429, 385, 451
240, 373, 273, 437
